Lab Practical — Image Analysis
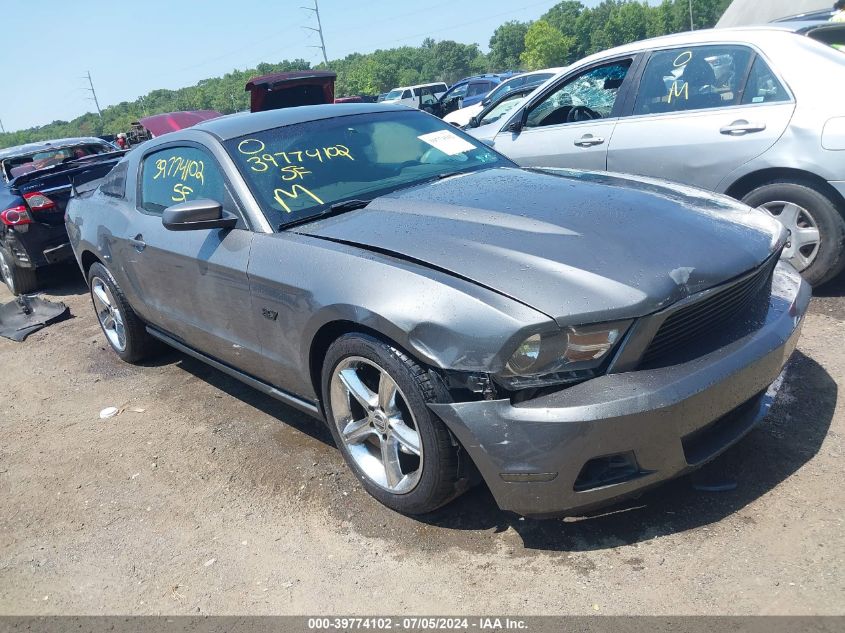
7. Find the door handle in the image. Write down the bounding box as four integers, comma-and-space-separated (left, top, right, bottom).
129, 234, 146, 252
720, 120, 767, 135
574, 135, 605, 147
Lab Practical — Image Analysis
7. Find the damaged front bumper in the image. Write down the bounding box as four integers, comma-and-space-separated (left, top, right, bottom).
429, 262, 811, 517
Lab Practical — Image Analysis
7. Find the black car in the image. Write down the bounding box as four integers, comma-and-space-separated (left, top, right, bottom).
0, 138, 123, 294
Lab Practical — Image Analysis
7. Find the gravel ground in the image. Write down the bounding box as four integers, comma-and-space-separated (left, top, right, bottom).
0, 266, 843, 615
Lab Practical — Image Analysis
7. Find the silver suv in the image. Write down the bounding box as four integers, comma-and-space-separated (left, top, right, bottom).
471, 27, 845, 285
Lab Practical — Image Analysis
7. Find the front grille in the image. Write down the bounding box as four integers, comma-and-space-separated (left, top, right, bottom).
639, 255, 778, 367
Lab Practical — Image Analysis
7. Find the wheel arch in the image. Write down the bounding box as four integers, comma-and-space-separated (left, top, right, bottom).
725, 168, 845, 216
307, 317, 437, 410
79, 250, 105, 279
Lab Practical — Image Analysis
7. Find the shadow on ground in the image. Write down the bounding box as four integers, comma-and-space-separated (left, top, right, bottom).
155, 338, 837, 553
37, 264, 88, 298
167, 351, 335, 447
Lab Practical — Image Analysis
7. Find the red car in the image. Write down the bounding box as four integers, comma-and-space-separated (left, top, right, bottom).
245, 71, 337, 112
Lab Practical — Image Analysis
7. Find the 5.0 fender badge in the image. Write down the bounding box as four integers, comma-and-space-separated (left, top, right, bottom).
261, 308, 278, 321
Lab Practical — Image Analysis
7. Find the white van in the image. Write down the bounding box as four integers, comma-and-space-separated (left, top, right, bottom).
381, 82, 448, 108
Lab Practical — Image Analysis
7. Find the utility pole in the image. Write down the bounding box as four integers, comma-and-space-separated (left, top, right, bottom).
302, 0, 328, 65
688, 0, 695, 30
84, 70, 103, 118
0, 119, 5, 134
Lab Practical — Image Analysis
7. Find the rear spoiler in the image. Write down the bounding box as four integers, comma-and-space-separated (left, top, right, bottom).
9, 150, 128, 191
70, 168, 112, 198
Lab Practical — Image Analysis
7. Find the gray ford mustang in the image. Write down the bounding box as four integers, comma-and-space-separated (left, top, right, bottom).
66, 104, 810, 517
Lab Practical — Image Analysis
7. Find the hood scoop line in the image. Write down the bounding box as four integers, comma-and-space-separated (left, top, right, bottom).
300, 232, 554, 319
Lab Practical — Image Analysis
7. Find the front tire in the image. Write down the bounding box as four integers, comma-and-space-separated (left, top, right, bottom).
321, 333, 464, 515
0, 248, 38, 295
87, 262, 160, 363
742, 180, 845, 286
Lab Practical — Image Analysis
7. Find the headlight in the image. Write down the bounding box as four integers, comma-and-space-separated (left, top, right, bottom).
497, 321, 631, 390
507, 334, 541, 373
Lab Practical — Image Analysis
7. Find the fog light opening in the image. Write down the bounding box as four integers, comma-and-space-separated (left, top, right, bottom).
574, 451, 642, 492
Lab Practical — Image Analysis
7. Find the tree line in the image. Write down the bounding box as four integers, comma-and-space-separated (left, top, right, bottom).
0, 0, 730, 149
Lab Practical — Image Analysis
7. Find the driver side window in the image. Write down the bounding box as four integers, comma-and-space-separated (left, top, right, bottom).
446, 83, 469, 102
139, 146, 239, 220
525, 60, 632, 128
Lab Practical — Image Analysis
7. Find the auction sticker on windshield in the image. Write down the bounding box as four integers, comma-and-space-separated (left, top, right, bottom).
418, 130, 476, 156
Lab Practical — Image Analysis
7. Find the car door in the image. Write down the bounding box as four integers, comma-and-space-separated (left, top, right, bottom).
119, 142, 265, 375
462, 81, 494, 107
491, 57, 638, 170
607, 45, 796, 191
438, 81, 469, 113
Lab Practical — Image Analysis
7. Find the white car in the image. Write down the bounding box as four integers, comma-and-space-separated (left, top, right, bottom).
444, 68, 566, 127
465, 26, 845, 286
381, 82, 448, 109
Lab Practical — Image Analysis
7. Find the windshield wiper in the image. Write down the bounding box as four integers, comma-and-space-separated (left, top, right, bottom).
279, 199, 371, 231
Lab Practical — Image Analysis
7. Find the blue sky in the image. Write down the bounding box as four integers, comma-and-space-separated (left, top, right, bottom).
2, 0, 649, 132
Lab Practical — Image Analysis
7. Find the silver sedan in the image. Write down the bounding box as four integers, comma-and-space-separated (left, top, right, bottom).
469, 26, 845, 286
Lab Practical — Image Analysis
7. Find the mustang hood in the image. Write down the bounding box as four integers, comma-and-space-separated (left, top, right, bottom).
296, 168, 784, 325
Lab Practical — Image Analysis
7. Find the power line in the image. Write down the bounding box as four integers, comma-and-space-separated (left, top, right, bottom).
83, 70, 103, 118
301, 0, 328, 64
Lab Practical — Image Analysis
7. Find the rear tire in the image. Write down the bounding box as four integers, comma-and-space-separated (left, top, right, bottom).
321, 333, 465, 515
87, 262, 160, 363
0, 248, 38, 295
742, 180, 845, 286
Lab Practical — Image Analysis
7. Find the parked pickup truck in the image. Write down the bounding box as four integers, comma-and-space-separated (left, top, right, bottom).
0, 138, 125, 294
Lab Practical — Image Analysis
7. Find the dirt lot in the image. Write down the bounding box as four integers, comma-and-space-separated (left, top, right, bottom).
0, 266, 843, 616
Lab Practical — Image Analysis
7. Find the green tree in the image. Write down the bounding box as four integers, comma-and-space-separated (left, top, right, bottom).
488, 21, 530, 71
520, 20, 575, 70
0, 0, 737, 148
603, 1, 649, 48
543, 0, 585, 40
425, 40, 485, 83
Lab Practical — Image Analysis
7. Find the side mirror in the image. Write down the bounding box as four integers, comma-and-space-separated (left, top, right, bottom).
468, 116, 480, 129
162, 199, 237, 231
505, 109, 527, 134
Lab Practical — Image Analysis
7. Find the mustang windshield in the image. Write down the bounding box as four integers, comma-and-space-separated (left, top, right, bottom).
225, 110, 508, 228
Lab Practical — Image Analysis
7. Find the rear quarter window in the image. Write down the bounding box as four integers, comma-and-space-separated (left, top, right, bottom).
100, 161, 129, 198
741, 56, 791, 104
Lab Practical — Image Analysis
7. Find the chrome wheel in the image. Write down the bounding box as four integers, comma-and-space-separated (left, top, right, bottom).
329, 356, 423, 494
759, 200, 821, 272
91, 277, 127, 352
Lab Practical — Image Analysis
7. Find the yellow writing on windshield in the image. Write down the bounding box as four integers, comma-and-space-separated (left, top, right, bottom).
237, 138, 265, 155
153, 156, 205, 185
171, 183, 194, 203
281, 165, 311, 181
273, 185, 324, 213
674, 50, 692, 67
238, 141, 354, 172
667, 81, 689, 103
